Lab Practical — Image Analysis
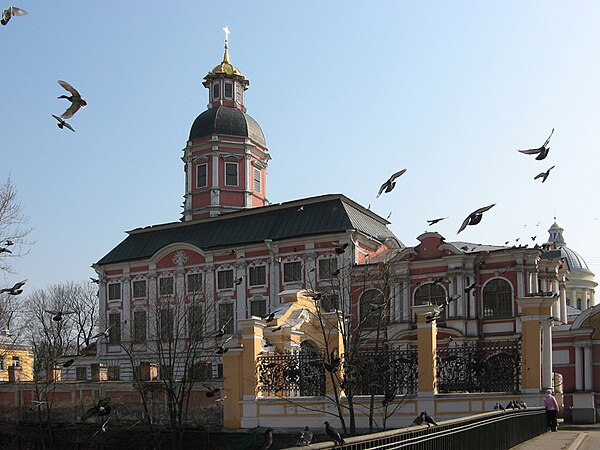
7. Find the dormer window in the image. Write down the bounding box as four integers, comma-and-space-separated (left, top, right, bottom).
224, 81, 233, 99
213, 83, 220, 100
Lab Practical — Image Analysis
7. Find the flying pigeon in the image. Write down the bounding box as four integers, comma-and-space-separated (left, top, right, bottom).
203, 385, 221, 398
376, 169, 407, 198
534, 166, 555, 183
1, 6, 27, 26
457, 204, 496, 234
518, 128, 554, 160
0, 279, 27, 295
90, 323, 115, 339
324, 421, 345, 446
81, 398, 111, 421
324, 351, 341, 373
427, 217, 448, 226
334, 243, 349, 254
51, 114, 75, 132
57, 80, 87, 119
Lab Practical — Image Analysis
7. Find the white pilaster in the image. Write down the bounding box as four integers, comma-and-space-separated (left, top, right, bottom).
583, 344, 593, 391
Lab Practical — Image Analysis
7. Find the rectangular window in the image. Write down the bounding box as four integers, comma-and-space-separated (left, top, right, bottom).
283, 261, 302, 283
159, 308, 174, 341
224, 81, 233, 99
12, 356, 20, 368
133, 310, 146, 343
318, 258, 338, 280
219, 303, 234, 335
217, 269, 234, 290
0, 357, 4, 371
107, 366, 120, 381
187, 273, 203, 294
188, 362, 212, 381
249, 266, 266, 286
132, 280, 147, 299
321, 291, 339, 312
225, 163, 238, 186
196, 163, 207, 188
159, 277, 174, 296
108, 313, 121, 345
108, 283, 121, 301
213, 82, 220, 99
188, 304, 204, 341
253, 168, 261, 192
76, 367, 87, 381
250, 296, 267, 318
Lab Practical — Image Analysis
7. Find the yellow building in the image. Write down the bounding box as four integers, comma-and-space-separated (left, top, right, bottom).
0, 331, 34, 382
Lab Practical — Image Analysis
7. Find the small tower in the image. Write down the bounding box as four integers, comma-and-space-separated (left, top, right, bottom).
182, 27, 270, 220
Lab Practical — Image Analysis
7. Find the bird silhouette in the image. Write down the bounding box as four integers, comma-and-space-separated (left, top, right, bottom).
51, 114, 75, 132
382, 387, 396, 406
215, 318, 232, 337
4, 240, 14, 246
90, 323, 115, 339
518, 128, 554, 160
334, 243, 349, 254
296, 426, 313, 446
81, 398, 111, 421
422, 411, 438, 426
494, 402, 506, 411
324, 421, 344, 446
534, 166, 555, 183
234, 275, 244, 286
0, 279, 27, 295
215, 335, 234, 354
1, 6, 27, 26
62, 358, 75, 368
57, 80, 87, 118
255, 428, 273, 450
457, 204, 495, 234
203, 384, 221, 398
464, 282, 477, 295
427, 217, 448, 226
0, 247, 12, 254
324, 351, 341, 373
376, 169, 407, 198
261, 312, 275, 323
412, 412, 424, 426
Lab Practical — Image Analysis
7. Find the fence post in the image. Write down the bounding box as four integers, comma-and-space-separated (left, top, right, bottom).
414, 304, 439, 412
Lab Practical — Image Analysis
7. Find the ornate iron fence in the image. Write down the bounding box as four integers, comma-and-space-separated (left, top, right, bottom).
256, 351, 326, 397
345, 348, 418, 396
436, 341, 521, 393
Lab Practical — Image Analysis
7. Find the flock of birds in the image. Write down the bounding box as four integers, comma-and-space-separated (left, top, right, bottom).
375, 128, 556, 235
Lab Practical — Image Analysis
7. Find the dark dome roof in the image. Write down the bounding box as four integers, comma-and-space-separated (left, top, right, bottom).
189, 106, 266, 147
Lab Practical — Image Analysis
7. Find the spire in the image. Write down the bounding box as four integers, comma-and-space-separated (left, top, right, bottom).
222, 26, 230, 64
547, 221, 566, 247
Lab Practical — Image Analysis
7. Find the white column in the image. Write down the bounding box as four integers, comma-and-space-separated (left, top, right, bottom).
584, 344, 593, 391
572, 288, 577, 308
456, 275, 465, 317
542, 320, 553, 390
468, 277, 477, 319
402, 281, 410, 322
559, 280, 567, 324
575, 346, 584, 391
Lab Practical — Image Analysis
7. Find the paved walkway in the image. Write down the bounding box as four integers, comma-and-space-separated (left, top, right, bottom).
510, 422, 600, 450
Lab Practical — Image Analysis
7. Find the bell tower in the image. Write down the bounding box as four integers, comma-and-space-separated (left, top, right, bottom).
182, 27, 270, 221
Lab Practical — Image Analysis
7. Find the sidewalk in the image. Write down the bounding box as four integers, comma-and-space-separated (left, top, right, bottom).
510, 422, 594, 450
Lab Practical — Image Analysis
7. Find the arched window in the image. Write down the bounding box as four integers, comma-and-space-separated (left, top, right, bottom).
414, 283, 446, 319
359, 289, 384, 328
482, 278, 513, 319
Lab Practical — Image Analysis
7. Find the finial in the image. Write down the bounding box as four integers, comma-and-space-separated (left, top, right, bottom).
222, 26, 230, 63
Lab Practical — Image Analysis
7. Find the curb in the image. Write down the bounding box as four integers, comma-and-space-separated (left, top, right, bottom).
567, 432, 588, 450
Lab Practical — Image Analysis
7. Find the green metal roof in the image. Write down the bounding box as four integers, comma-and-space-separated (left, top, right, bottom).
96, 194, 399, 266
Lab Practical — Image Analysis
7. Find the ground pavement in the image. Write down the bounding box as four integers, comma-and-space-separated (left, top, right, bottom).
510, 421, 600, 450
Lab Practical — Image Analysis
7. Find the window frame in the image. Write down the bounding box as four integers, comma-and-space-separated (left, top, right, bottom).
196, 163, 208, 188
225, 162, 238, 187
188, 304, 204, 341
360, 289, 385, 328
217, 269, 234, 290
108, 312, 122, 345
213, 82, 220, 100
248, 265, 267, 287
318, 258, 338, 281
219, 302, 234, 335
482, 278, 513, 320
253, 167, 261, 192
187, 272, 204, 294
108, 282, 121, 301
250, 296, 267, 318
283, 261, 302, 283
159, 307, 174, 342
224, 81, 233, 99
132, 279, 147, 299
159, 276, 174, 297
133, 310, 147, 343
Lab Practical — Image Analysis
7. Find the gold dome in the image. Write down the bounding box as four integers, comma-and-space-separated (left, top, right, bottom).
205, 33, 247, 82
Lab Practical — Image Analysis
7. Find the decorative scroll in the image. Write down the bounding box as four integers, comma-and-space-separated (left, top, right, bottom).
436, 341, 521, 393
256, 351, 325, 397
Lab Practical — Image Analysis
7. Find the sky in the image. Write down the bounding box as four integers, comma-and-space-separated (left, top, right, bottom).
2, 1, 600, 292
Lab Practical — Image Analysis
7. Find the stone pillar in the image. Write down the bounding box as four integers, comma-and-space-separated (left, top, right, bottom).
223, 348, 243, 429
516, 295, 556, 393
541, 320, 553, 390
413, 304, 439, 395
239, 318, 265, 429
575, 346, 584, 391
583, 344, 593, 391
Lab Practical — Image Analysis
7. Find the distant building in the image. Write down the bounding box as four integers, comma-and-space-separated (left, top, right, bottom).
0, 330, 33, 382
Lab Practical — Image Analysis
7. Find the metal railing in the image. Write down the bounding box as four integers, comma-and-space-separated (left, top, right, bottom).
256, 351, 326, 397
285, 408, 547, 450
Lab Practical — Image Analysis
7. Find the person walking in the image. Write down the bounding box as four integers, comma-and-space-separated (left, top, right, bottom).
544, 389, 559, 432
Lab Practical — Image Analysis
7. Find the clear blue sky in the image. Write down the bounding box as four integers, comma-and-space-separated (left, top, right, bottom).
2, 1, 600, 291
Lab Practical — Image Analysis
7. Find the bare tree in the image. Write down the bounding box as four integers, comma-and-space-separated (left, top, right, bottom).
0, 176, 32, 273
